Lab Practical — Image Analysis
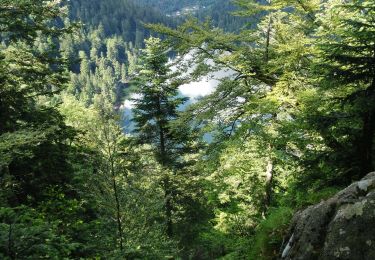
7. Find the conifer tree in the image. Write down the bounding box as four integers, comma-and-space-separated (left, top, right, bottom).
131, 37, 188, 237
0, 0, 75, 201
315, 0, 375, 177
0, 1, 88, 258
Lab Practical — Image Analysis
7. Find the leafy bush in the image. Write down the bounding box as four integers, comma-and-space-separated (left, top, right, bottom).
0, 206, 77, 259
281, 185, 340, 209
248, 207, 293, 260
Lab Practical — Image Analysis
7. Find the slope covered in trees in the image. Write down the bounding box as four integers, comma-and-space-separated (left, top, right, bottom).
139, 0, 250, 31
147, 0, 375, 257
1, 0, 374, 259
66, 0, 174, 46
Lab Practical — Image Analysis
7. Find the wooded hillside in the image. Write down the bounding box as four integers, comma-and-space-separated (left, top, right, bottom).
0, 0, 374, 259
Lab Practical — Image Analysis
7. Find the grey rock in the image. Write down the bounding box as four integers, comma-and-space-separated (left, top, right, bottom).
280, 172, 375, 260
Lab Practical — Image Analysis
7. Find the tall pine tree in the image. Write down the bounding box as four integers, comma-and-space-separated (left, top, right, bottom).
131, 37, 188, 237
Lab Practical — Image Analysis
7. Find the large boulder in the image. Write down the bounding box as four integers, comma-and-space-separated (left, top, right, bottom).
280, 172, 375, 260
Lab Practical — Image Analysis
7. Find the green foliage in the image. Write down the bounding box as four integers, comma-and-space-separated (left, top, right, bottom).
67, 0, 174, 47
293, 187, 340, 209
0, 1, 103, 258
59, 93, 178, 258
132, 37, 188, 164
310, 0, 375, 178
0, 0, 74, 201
139, 0, 250, 32
147, 0, 375, 258
60, 25, 139, 107
1, 0, 374, 259
130, 37, 212, 256
0, 0, 73, 44
0, 206, 77, 259
196, 228, 250, 259
248, 207, 293, 260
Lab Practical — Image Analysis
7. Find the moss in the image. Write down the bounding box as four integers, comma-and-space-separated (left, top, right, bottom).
335, 200, 367, 220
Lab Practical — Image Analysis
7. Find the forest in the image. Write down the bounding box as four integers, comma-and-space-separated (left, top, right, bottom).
0, 0, 374, 259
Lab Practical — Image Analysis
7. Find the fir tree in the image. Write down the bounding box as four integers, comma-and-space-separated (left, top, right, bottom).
132, 37, 188, 237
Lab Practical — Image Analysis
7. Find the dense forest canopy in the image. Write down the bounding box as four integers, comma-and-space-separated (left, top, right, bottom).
66, 0, 174, 46
137, 0, 250, 31
0, 0, 374, 259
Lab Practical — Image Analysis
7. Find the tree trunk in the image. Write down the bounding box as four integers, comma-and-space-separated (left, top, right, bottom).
157, 97, 173, 237
110, 154, 124, 252
359, 79, 375, 177
8, 223, 15, 260
164, 177, 173, 237
264, 0, 272, 63
112, 170, 124, 252
262, 143, 274, 218
360, 111, 375, 177
104, 124, 124, 252
265, 15, 272, 63
265, 158, 274, 207
159, 129, 173, 237
263, 156, 274, 217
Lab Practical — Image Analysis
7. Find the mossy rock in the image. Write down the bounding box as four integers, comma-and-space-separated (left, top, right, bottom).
281, 172, 375, 260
